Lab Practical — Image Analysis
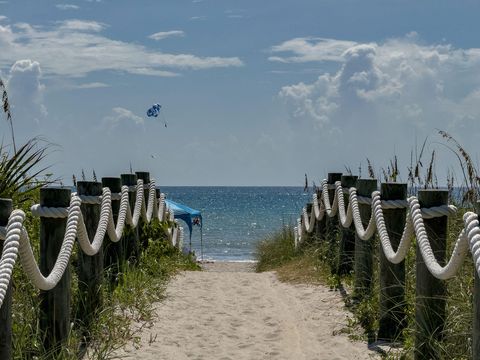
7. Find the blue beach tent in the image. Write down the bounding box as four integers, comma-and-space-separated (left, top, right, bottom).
164, 199, 203, 256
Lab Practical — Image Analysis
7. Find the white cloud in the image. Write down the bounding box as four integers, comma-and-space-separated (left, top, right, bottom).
0, 19, 243, 78
56, 4, 80, 10
102, 107, 144, 132
277, 35, 480, 179
58, 19, 105, 32
270, 37, 358, 63
0, 16, 7, 21
148, 30, 185, 41
7, 59, 46, 126
190, 16, 207, 21
71, 82, 109, 89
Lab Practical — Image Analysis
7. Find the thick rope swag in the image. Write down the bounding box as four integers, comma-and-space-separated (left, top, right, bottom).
295, 179, 480, 281
0, 179, 181, 307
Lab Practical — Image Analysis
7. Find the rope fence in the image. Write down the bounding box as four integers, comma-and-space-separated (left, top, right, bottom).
0, 171, 183, 358
294, 174, 480, 359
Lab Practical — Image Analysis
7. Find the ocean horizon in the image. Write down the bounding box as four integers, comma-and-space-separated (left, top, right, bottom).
162, 186, 307, 262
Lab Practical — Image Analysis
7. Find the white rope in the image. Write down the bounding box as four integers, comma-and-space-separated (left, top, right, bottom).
111, 193, 122, 201
0, 211, 23, 305
348, 187, 377, 240
296, 178, 474, 280
294, 218, 303, 248
301, 207, 316, 234
312, 193, 325, 221
0, 178, 183, 308
372, 190, 414, 264
178, 226, 184, 250
31, 204, 68, 218
410, 196, 470, 280
321, 180, 339, 218
77, 194, 102, 205
465, 212, 480, 279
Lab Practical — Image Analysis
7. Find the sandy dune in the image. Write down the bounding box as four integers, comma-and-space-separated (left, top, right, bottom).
112, 262, 378, 360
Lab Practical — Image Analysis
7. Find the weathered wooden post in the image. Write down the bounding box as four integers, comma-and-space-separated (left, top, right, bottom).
0, 199, 12, 359
315, 187, 326, 242
304, 202, 313, 244
76, 181, 103, 332
353, 179, 377, 301
415, 190, 448, 359
135, 171, 150, 250
39, 187, 71, 352
120, 174, 140, 265
377, 182, 407, 342
102, 177, 123, 284
337, 175, 358, 275
326, 172, 342, 274
474, 201, 480, 360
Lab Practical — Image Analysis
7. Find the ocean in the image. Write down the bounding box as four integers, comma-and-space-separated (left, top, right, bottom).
161, 187, 307, 262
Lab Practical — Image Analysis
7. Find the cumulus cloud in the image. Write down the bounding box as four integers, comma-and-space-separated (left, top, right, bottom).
148, 30, 185, 41
279, 36, 480, 143
0, 19, 243, 78
102, 107, 144, 132
270, 37, 358, 63
7, 59, 46, 125
56, 4, 80, 10
273, 35, 480, 184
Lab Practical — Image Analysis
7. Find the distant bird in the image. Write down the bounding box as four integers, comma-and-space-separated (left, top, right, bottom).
151, 154, 156, 159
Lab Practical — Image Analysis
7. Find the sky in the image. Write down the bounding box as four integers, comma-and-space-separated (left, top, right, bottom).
1, 0, 480, 186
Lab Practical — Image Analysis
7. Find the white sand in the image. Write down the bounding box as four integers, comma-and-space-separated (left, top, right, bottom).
111, 262, 378, 360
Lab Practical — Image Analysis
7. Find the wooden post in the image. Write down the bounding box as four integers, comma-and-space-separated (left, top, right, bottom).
337, 175, 358, 276
76, 181, 103, 333
377, 182, 407, 342
315, 187, 326, 242
39, 187, 72, 352
415, 190, 448, 360
353, 179, 377, 301
0, 198, 12, 360
474, 201, 480, 360
326, 172, 342, 274
120, 174, 140, 265
135, 171, 150, 209
135, 171, 150, 250
102, 177, 123, 285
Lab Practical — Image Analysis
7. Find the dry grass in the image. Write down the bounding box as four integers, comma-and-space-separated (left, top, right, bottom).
274, 250, 328, 284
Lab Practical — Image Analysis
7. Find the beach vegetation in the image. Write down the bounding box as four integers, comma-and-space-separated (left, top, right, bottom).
255, 131, 479, 359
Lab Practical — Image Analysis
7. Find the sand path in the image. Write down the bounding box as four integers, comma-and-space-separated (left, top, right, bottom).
113, 262, 378, 360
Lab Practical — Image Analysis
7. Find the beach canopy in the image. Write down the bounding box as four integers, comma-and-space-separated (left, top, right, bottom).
164, 199, 202, 240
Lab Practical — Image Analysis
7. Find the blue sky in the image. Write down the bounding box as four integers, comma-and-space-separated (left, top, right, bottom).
1, 0, 480, 185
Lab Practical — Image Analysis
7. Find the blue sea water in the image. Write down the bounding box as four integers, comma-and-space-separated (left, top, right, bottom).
161, 187, 306, 261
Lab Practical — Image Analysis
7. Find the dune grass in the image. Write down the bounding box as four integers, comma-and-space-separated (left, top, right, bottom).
255, 226, 333, 285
